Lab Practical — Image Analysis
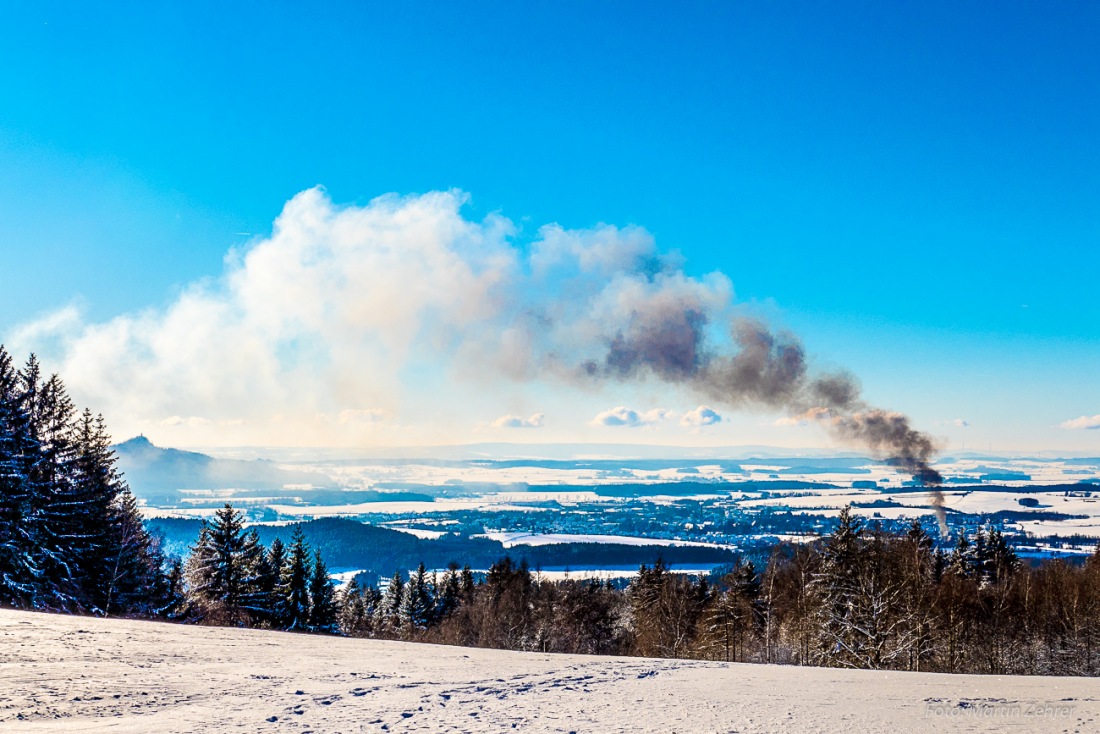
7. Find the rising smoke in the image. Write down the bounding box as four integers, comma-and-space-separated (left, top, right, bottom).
10, 188, 947, 530
571, 269, 948, 534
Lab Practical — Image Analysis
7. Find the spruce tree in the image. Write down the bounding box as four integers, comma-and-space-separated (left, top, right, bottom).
103, 489, 166, 616
282, 526, 312, 631
266, 537, 289, 627
236, 529, 268, 620
814, 505, 868, 666
0, 346, 41, 606
337, 578, 373, 637
399, 562, 434, 633
0, 348, 167, 616
247, 538, 281, 627
20, 360, 80, 608
70, 409, 119, 611
375, 570, 404, 635
308, 549, 337, 633
71, 411, 163, 615
949, 531, 975, 577
160, 556, 190, 619
186, 503, 253, 624
436, 563, 462, 620
460, 564, 475, 601
986, 526, 1018, 583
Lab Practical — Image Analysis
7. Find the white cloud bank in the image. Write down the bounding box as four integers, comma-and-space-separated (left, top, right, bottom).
8, 188, 733, 446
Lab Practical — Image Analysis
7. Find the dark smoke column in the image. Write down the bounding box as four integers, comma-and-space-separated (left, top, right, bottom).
581, 304, 949, 534
830, 410, 948, 536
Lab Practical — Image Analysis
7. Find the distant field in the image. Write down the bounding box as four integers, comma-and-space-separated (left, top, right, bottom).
125, 439, 1100, 570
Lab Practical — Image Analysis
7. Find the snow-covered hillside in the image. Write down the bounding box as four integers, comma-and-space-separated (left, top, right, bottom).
1, 610, 1094, 733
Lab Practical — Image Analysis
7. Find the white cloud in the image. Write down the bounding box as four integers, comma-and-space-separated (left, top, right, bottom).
7, 188, 735, 446
9, 189, 517, 445
951, 418, 969, 428
1061, 414, 1100, 430
590, 407, 671, 428
491, 413, 544, 429
680, 405, 722, 427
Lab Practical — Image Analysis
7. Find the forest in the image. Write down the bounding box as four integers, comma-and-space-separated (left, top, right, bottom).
1, 346, 1098, 676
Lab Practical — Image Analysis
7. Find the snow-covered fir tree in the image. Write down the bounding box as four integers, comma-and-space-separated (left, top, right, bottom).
399, 562, 434, 634
0, 347, 165, 615
282, 526, 312, 631
375, 570, 404, 634
308, 549, 337, 633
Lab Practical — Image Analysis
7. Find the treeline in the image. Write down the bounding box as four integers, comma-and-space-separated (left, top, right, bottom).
183, 502, 1100, 677
343, 508, 1100, 676
0, 348, 165, 615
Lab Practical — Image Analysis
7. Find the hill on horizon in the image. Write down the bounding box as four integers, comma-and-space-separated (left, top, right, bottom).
113, 436, 328, 503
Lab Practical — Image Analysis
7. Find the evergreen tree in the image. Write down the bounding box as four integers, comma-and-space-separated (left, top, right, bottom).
627, 557, 707, 658
460, 564, 475, 601
308, 549, 337, 633
436, 563, 462, 621
247, 537, 282, 627
700, 559, 761, 662
375, 570, 404, 635
282, 526, 312, 631
483, 556, 536, 650
69, 412, 164, 615
399, 562, 434, 634
235, 529, 268, 620
900, 519, 937, 671
266, 538, 289, 627
814, 505, 868, 666
185, 503, 254, 624
337, 578, 375, 637
0, 347, 41, 606
985, 526, 1018, 584
949, 531, 976, 578
20, 360, 80, 609
103, 489, 166, 616
160, 556, 190, 620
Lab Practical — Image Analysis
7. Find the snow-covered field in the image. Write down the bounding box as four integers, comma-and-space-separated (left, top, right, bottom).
475, 531, 732, 549
1, 610, 1096, 733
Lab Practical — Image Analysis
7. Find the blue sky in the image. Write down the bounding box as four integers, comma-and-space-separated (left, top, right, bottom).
1, 2, 1097, 451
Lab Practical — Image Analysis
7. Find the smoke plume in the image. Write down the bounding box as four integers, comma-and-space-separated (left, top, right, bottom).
8, 187, 947, 528
568, 275, 947, 533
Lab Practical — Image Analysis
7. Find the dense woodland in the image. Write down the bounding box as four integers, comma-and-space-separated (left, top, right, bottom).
2, 346, 1099, 676
330, 508, 1100, 676
0, 348, 165, 615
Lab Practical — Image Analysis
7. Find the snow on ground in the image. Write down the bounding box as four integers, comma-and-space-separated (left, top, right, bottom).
265, 499, 548, 517
383, 525, 450, 540
1, 610, 1095, 734
943, 491, 1099, 516
529, 566, 722, 581
480, 491, 604, 503
475, 531, 732, 549
327, 569, 368, 589
1017, 517, 1100, 539
139, 507, 222, 519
